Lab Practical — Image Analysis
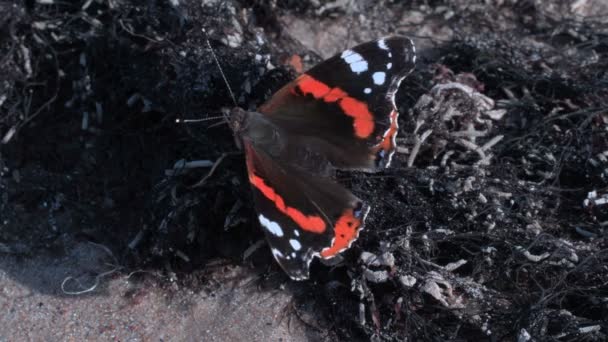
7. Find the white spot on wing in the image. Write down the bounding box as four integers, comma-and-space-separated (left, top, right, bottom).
411, 39, 417, 63
378, 39, 389, 50
341, 50, 368, 74
258, 214, 283, 237
341, 49, 354, 58
364, 88, 371, 94
372, 72, 386, 85
289, 239, 302, 251
387, 62, 392, 70
294, 230, 300, 237
271, 248, 284, 259
351, 61, 368, 73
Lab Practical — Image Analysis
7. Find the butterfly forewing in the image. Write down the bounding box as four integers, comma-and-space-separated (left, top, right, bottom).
259, 36, 416, 170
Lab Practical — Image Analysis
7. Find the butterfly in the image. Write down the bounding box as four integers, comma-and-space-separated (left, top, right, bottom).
226, 36, 416, 280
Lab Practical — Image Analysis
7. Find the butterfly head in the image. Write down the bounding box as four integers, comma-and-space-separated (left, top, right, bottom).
223, 106, 252, 149
222, 107, 245, 132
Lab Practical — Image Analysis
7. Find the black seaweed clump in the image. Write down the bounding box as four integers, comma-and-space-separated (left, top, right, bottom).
1, 0, 606, 341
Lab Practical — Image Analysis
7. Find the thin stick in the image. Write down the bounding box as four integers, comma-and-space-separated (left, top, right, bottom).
190, 152, 240, 188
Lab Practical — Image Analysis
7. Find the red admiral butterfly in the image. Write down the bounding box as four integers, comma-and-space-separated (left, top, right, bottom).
227, 37, 416, 280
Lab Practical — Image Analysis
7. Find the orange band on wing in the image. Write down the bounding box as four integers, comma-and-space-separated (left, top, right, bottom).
374, 109, 398, 153
296, 75, 374, 138
296, 75, 331, 98
246, 153, 326, 234
320, 209, 362, 258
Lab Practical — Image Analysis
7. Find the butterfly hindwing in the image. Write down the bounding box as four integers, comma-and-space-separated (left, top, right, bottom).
259, 36, 416, 170
243, 140, 369, 280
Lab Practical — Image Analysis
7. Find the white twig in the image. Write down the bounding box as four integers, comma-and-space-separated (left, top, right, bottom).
61, 268, 119, 295
456, 138, 486, 159
408, 129, 433, 167
481, 135, 504, 151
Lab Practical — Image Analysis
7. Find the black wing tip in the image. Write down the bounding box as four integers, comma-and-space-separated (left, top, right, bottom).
269, 247, 315, 281
377, 35, 416, 64
379, 35, 415, 49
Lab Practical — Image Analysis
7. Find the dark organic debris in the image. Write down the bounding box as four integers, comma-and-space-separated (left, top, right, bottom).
1, 0, 607, 341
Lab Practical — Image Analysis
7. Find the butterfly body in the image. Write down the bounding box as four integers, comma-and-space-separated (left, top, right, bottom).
228, 36, 416, 280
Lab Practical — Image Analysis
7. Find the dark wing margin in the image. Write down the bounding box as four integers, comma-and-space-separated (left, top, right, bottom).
259, 36, 416, 170
244, 140, 369, 280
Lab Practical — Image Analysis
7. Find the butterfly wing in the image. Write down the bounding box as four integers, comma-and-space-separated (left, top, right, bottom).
243, 140, 369, 280
238, 36, 416, 280
258, 36, 416, 170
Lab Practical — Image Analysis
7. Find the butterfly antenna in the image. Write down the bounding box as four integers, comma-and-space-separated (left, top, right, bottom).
203, 28, 238, 109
